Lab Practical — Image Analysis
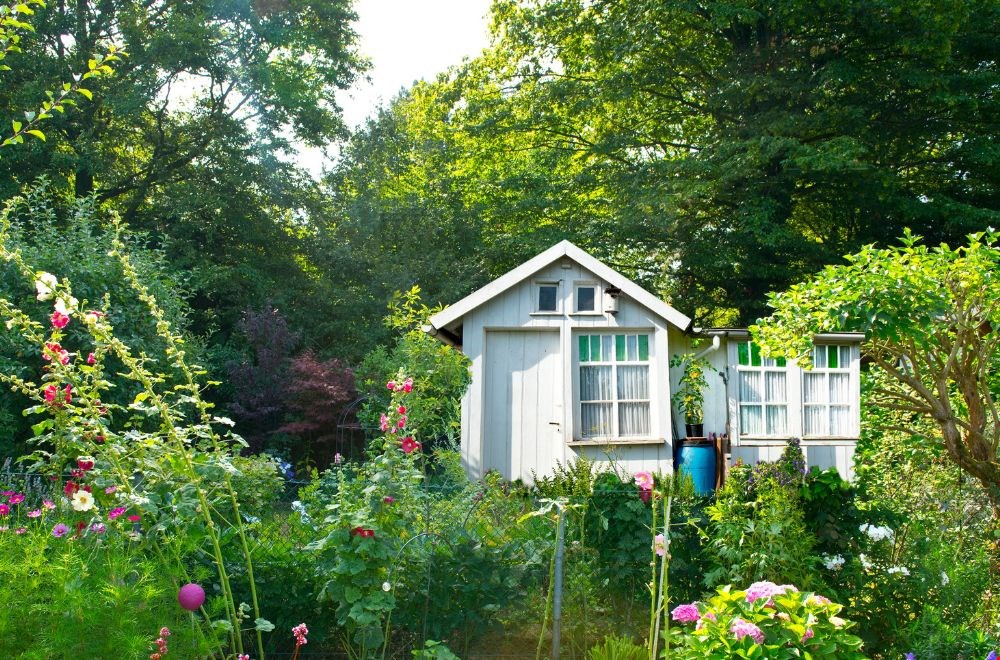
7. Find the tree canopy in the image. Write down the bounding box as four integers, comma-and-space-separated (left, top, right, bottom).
753, 230, 1000, 517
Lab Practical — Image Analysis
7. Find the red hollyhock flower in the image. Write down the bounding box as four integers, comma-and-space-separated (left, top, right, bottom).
401, 436, 421, 454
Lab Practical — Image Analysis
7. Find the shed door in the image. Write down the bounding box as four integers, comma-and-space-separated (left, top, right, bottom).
483, 330, 563, 482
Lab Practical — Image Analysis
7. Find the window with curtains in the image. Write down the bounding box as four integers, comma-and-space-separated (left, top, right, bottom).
578, 333, 651, 438
735, 341, 788, 437
803, 345, 853, 436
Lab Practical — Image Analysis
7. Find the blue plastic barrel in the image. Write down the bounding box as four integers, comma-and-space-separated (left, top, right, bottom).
677, 444, 716, 495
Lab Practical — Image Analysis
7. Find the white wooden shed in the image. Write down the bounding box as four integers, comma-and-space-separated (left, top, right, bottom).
426, 241, 862, 483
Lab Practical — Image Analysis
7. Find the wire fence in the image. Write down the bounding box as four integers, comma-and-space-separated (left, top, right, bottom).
1, 463, 684, 658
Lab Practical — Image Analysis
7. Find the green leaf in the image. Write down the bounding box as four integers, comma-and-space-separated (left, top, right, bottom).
76, 87, 92, 101
254, 617, 275, 632
25, 129, 44, 141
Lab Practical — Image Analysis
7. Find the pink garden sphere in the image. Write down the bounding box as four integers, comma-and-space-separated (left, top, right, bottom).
178, 583, 206, 611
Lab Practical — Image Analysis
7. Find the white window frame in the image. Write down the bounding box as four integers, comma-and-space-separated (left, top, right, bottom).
802, 344, 860, 438
575, 332, 652, 440
532, 280, 561, 314
733, 340, 793, 439
572, 281, 601, 314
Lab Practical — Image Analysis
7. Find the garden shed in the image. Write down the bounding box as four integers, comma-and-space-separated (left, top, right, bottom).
425, 241, 862, 484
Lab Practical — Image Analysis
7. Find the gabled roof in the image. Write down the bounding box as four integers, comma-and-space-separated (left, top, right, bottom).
426, 240, 692, 339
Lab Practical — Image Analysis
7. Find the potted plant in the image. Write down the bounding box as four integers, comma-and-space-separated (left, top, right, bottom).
670, 352, 716, 438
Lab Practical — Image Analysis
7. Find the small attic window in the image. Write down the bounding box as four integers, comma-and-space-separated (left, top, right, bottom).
575, 284, 597, 312
536, 282, 559, 312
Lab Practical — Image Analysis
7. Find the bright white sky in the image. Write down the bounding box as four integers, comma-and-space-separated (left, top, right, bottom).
300, 0, 494, 174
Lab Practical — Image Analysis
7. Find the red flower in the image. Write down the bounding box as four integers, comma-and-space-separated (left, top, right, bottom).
51, 311, 70, 329
127, 514, 140, 523
401, 436, 421, 455
397, 405, 406, 414
64, 480, 79, 496
64, 384, 72, 403
44, 384, 59, 404
87, 353, 96, 365
77, 458, 95, 471
350, 526, 375, 538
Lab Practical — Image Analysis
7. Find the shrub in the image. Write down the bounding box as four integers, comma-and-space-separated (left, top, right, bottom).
669, 582, 866, 659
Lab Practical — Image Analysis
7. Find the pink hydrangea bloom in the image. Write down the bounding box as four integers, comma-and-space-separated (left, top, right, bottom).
745, 581, 796, 606
801, 627, 814, 642
671, 603, 700, 623
730, 617, 765, 644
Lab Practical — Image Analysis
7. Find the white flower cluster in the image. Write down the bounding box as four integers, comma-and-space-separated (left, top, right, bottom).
859, 553, 874, 571
941, 571, 950, 586
859, 523, 895, 543
822, 553, 846, 571
887, 565, 910, 576
291, 500, 311, 524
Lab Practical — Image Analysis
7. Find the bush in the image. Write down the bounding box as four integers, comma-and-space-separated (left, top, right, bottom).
668, 582, 865, 659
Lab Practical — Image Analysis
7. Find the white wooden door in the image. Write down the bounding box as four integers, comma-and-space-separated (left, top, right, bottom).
483, 330, 563, 482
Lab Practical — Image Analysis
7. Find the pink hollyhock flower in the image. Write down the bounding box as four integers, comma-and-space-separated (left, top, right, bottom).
9, 493, 24, 505
402, 377, 413, 393
108, 506, 126, 521
383, 496, 395, 504
27, 509, 41, 518
401, 436, 421, 454
397, 405, 406, 414
379, 414, 389, 432
43, 342, 69, 364
0, 504, 8, 516
397, 416, 406, 428
84, 310, 105, 324
386, 380, 396, 390
51, 523, 70, 538
730, 617, 765, 644
64, 384, 72, 403
350, 526, 375, 538
671, 603, 700, 623
654, 533, 667, 557
51, 310, 70, 329
160, 627, 170, 638
634, 471, 654, 491
44, 384, 59, 404
87, 353, 96, 364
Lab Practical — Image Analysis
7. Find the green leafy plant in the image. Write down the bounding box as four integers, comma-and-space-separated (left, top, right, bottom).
668, 583, 866, 658
585, 634, 646, 660
670, 351, 716, 426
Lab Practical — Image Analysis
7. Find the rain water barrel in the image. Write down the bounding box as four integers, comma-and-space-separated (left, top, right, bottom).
677, 443, 716, 496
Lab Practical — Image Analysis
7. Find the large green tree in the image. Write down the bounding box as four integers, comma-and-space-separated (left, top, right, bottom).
445, 0, 999, 323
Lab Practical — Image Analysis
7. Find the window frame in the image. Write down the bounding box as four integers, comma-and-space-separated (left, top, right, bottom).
733, 340, 791, 439
532, 280, 561, 314
572, 281, 602, 314
575, 332, 652, 441
802, 343, 859, 438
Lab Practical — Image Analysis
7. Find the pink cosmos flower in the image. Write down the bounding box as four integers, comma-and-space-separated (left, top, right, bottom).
9, 493, 24, 505
654, 533, 667, 557
105, 486, 117, 494
401, 436, 421, 454
27, 509, 41, 518
90, 523, 107, 534
87, 353, 96, 365
52, 523, 70, 537
43, 500, 55, 510
15, 527, 26, 534
0, 504, 8, 516
109, 506, 127, 521
730, 617, 765, 644
402, 377, 413, 393
671, 603, 700, 623
0, 491, 11, 497
51, 310, 70, 329
634, 471, 654, 491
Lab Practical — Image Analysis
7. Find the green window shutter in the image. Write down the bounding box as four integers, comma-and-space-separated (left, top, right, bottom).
578, 335, 589, 362
591, 335, 602, 361
638, 335, 649, 361
615, 335, 626, 361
